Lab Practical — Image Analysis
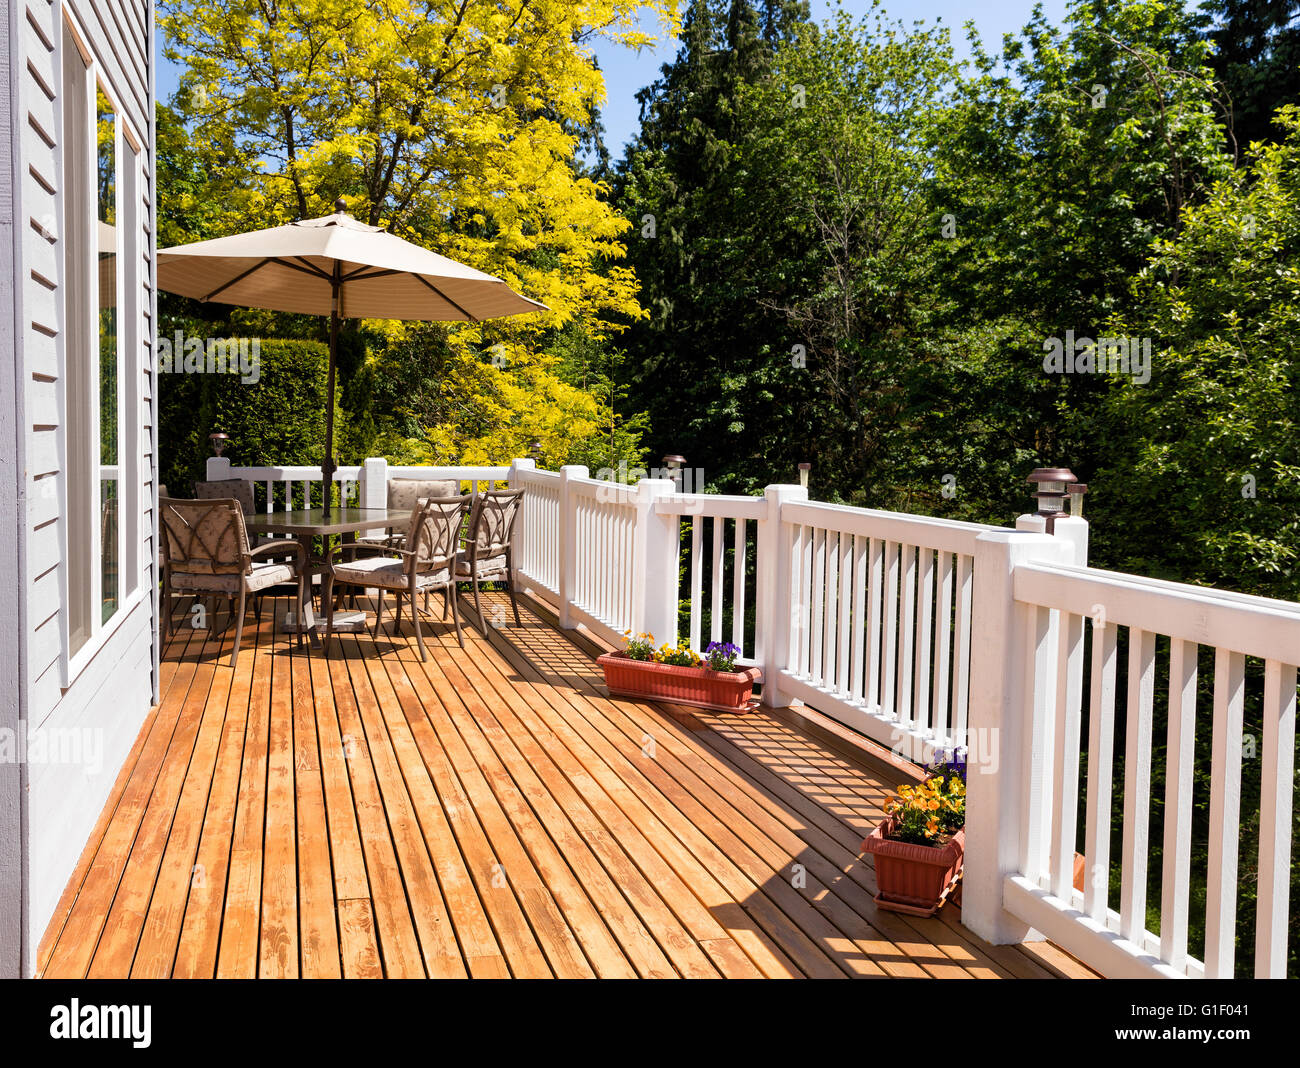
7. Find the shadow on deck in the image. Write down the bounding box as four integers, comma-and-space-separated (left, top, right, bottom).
37, 589, 1094, 978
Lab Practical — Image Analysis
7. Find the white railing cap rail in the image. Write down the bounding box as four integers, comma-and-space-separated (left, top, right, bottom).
654, 493, 768, 520
1015, 560, 1300, 663
784, 498, 1006, 555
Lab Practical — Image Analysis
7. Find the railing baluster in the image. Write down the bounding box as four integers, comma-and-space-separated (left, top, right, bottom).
822, 530, 839, 689
1084, 618, 1118, 920
810, 528, 826, 687
933, 551, 954, 744
882, 541, 899, 718
1256, 658, 1297, 978
786, 521, 803, 671
851, 534, 867, 702
837, 531, 852, 697
1205, 646, 1245, 978
732, 518, 747, 656
1160, 637, 1197, 967
866, 538, 883, 709
915, 546, 934, 735
1050, 610, 1085, 900
689, 515, 703, 652
711, 516, 724, 645
898, 544, 916, 728
799, 525, 812, 677
1120, 628, 1156, 942
954, 553, 973, 743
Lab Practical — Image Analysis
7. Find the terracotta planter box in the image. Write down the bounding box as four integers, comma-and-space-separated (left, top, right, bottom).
596, 652, 761, 713
861, 818, 965, 917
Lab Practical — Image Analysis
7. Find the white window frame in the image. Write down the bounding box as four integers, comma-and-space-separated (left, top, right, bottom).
57, 12, 145, 686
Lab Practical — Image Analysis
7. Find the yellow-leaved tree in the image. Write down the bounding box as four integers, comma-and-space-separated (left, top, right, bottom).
161, 0, 679, 465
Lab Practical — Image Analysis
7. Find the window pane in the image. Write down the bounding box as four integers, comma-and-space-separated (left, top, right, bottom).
97, 88, 118, 622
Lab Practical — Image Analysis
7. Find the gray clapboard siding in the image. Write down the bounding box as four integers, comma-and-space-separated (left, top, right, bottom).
10, 0, 157, 975
1, 0, 29, 983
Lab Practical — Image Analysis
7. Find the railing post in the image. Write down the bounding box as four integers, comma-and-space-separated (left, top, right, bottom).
507, 458, 535, 588
962, 528, 1072, 944
360, 456, 387, 510
631, 478, 677, 645
758, 483, 808, 708
557, 464, 587, 628
206, 456, 232, 481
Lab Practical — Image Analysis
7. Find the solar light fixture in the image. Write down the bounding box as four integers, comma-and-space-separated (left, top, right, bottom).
798, 462, 811, 489
209, 432, 230, 457
1026, 467, 1077, 533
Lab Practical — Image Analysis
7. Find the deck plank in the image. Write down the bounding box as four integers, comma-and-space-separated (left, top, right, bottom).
39, 591, 1097, 980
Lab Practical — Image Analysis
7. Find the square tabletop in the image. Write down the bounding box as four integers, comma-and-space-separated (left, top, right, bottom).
243, 507, 412, 538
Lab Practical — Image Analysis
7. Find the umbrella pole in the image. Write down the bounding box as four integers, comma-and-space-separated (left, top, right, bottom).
323, 271, 340, 519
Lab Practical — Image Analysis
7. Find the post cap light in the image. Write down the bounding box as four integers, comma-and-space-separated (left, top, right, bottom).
798, 462, 811, 489
1027, 467, 1076, 532
528, 438, 542, 460
662, 454, 685, 470
209, 432, 230, 457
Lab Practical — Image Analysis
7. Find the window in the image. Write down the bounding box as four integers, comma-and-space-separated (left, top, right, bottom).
61, 19, 140, 672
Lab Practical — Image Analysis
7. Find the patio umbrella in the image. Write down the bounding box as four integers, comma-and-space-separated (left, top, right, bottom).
156, 199, 546, 516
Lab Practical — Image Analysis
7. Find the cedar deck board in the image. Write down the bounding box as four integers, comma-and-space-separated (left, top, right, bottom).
38, 591, 1095, 979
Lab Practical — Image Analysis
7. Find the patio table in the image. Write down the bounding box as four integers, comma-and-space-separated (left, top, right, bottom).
243, 507, 413, 637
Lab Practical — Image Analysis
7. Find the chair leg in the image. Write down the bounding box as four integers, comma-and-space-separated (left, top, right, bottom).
450, 584, 464, 648
232, 586, 247, 664
296, 573, 307, 649
393, 592, 404, 636
323, 572, 336, 657
472, 576, 487, 637
162, 570, 171, 637
508, 567, 522, 628
410, 584, 427, 662
442, 587, 450, 620
372, 590, 385, 639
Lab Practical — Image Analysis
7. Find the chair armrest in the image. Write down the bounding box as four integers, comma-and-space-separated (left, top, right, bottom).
326, 542, 416, 563
248, 540, 307, 569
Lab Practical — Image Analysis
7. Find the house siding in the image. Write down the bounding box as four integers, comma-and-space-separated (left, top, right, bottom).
11, 0, 157, 975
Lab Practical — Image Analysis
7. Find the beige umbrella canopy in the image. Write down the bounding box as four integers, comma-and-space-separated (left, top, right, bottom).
156, 200, 547, 515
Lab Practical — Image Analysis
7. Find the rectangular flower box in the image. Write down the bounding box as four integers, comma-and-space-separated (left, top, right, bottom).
860, 818, 965, 917
596, 651, 761, 713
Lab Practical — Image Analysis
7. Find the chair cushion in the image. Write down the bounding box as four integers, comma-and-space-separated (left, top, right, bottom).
333, 554, 450, 590
387, 479, 458, 512
171, 560, 295, 594
454, 550, 508, 579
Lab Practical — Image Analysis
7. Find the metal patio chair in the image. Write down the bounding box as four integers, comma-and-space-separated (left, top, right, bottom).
454, 488, 525, 636
322, 494, 471, 660
160, 497, 308, 663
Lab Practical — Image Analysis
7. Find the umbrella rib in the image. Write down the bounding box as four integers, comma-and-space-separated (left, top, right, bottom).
285, 256, 335, 281
340, 266, 403, 282
412, 273, 479, 322
200, 257, 274, 302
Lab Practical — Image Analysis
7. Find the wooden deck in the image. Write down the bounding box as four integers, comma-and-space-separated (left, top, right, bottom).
37, 589, 1094, 978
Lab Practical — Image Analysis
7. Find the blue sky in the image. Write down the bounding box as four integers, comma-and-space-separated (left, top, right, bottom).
156, 0, 1070, 157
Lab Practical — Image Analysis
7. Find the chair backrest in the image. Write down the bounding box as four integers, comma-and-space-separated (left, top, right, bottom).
195, 478, 255, 517
466, 489, 524, 559
406, 495, 470, 572
160, 498, 251, 575
387, 478, 458, 512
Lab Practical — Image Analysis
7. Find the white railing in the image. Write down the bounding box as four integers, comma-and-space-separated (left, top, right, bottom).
204, 456, 511, 512
655, 493, 767, 663
200, 452, 1297, 977
512, 466, 561, 597
963, 524, 1300, 979
776, 500, 999, 761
